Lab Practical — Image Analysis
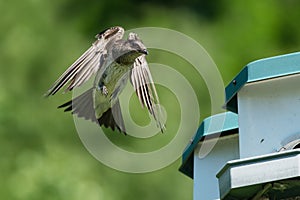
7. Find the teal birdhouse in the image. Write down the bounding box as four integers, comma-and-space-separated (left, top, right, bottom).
180, 52, 300, 200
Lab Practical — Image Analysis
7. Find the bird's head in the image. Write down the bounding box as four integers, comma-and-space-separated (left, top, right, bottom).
126, 32, 148, 55
113, 33, 148, 64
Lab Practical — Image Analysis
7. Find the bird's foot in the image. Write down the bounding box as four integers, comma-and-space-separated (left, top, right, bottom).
97, 84, 109, 96
101, 86, 108, 96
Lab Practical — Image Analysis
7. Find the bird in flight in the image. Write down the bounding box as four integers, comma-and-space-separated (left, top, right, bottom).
45, 26, 165, 135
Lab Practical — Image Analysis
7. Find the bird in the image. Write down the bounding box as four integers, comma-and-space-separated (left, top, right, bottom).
45, 26, 165, 135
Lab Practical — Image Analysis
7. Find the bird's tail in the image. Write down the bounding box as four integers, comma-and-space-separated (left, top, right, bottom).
97, 99, 126, 135
58, 88, 97, 122
58, 89, 126, 135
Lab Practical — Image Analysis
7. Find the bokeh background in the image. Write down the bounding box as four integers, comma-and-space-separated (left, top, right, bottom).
1, 0, 300, 199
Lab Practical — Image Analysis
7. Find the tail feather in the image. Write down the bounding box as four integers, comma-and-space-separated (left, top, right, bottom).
58, 88, 97, 122
58, 89, 126, 134
97, 100, 126, 135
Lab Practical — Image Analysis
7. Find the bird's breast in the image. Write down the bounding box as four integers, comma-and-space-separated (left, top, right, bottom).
93, 62, 132, 118
102, 62, 132, 91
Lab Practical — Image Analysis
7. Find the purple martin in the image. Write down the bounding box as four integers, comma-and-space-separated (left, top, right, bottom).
45, 26, 165, 134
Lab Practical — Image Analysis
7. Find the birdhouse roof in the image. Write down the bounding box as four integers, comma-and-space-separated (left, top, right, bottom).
225, 52, 300, 113
179, 112, 238, 178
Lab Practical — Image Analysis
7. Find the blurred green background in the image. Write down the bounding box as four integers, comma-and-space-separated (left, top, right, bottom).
1, 0, 300, 199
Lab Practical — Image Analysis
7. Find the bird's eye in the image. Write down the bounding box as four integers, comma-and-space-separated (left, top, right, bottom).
131, 42, 141, 50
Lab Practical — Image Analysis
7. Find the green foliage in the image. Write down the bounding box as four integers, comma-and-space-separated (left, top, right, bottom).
1, 0, 300, 199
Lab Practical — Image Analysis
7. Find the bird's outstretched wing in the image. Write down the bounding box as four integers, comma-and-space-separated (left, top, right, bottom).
45, 26, 124, 96
130, 55, 165, 132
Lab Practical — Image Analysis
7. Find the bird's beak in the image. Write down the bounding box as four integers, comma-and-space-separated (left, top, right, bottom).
139, 49, 148, 55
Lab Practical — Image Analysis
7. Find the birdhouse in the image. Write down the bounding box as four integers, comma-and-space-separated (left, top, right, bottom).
179, 111, 239, 199
180, 52, 300, 200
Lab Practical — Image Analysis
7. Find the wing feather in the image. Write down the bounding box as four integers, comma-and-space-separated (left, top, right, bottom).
130, 55, 165, 131
67, 50, 101, 90
45, 26, 124, 96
